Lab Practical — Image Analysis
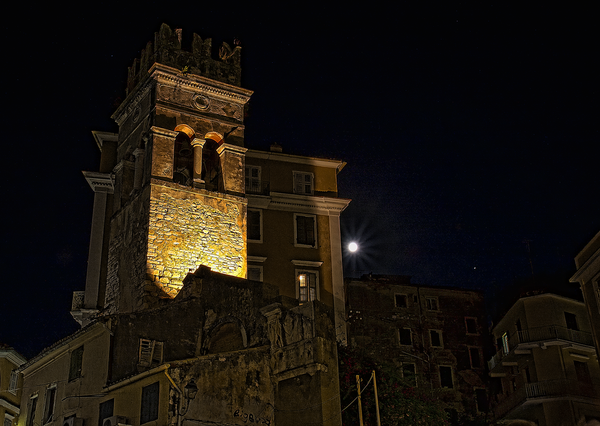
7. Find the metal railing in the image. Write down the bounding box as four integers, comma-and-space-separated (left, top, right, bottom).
245, 181, 270, 195
494, 379, 599, 419
488, 325, 593, 371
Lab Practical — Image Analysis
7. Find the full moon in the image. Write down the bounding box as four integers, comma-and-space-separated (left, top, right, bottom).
348, 242, 358, 252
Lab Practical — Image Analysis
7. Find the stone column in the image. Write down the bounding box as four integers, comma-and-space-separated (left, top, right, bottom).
191, 138, 205, 188
216, 143, 247, 195
133, 148, 145, 190
77, 171, 114, 326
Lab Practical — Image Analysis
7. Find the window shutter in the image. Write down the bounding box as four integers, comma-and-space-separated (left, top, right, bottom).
139, 339, 154, 367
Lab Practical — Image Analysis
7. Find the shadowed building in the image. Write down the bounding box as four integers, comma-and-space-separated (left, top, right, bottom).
345, 275, 489, 421
0, 345, 26, 426
487, 292, 600, 425
16, 24, 345, 426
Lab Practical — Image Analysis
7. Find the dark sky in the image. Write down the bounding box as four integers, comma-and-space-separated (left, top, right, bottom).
2, 4, 598, 358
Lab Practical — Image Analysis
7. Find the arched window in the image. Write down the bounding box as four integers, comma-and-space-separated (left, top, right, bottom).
173, 132, 194, 186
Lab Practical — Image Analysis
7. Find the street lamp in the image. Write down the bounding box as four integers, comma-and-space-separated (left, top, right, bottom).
178, 379, 198, 426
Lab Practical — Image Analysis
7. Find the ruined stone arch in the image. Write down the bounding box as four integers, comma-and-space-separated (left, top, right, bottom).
204, 317, 247, 354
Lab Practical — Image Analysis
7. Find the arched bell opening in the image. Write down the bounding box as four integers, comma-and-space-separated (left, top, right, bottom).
202, 132, 224, 191
173, 131, 194, 186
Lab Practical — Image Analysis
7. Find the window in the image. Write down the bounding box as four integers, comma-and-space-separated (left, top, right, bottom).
465, 317, 478, 334
99, 399, 114, 426
439, 366, 453, 388
565, 312, 579, 331
245, 165, 261, 193
574, 361, 592, 385
293, 171, 313, 195
69, 346, 84, 381
26, 395, 38, 426
294, 214, 317, 247
469, 347, 481, 368
430, 330, 442, 347
4, 416, 13, 426
8, 370, 18, 394
297, 271, 318, 302
140, 382, 160, 424
139, 339, 163, 368
475, 388, 488, 413
395, 294, 407, 308
43, 386, 57, 424
247, 209, 262, 242
247, 265, 263, 282
402, 363, 416, 386
426, 297, 438, 311
399, 328, 412, 346
501, 332, 510, 355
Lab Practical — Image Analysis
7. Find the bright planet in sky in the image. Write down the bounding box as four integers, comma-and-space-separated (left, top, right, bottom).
348, 242, 358, 252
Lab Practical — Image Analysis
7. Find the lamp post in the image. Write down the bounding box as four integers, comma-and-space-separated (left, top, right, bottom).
177, 379, 198, 426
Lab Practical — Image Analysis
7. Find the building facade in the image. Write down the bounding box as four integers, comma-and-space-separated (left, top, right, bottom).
345, 275, 489, 420
0, 345, 26, 426
487, 293, 600, 425
570, 229, 600, 358
17, 24, 346, 426
70, 23, 349, 342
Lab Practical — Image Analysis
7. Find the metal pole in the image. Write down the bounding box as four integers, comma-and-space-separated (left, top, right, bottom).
356, 375, 364, 426
373, 371, 381, 426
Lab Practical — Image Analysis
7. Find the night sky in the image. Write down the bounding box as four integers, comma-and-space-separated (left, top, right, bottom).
2, 4, 598, 358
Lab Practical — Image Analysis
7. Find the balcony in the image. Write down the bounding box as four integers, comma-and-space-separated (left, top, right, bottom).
488, 325, 594, 372
494, 379, 599, 419
245, 181, 270, 195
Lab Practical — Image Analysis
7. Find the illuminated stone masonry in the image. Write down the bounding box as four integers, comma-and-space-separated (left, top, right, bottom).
147, 180, 247, 298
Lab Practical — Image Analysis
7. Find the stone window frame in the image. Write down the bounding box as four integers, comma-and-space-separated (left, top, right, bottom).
295, 269, 320, 303
247, 265, 263, 282
425, 297, 439, 311
439, 365, 454, 389
465, 316, 479, 335
4, 413, 15, 426
468, 346, 482, 369
401, 363, 417, 386
8, 370, 18, 394
398, 327, 413, 346
429, 329, 443, 348
247, 208, 263, 243
394, 294, 408, 308
140, 382, 160, 424
26, 393, 38, 426
293, 213, 318, 248
293, 171, 314, 195
247, 256, 266, 282
68, 346, 84, 382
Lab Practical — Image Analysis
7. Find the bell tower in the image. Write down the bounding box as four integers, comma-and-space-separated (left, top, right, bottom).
74, 24, 253, 324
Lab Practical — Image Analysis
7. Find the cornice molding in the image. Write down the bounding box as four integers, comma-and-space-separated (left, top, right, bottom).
0, 350, 26, 367
291, 260, 323, 267
247, 193, 350, 216
82, 171, 114, 194
0, 398, 20, 415
246, 149, 346, 170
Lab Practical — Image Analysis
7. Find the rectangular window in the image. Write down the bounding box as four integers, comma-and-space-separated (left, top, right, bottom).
469, 347, 481, 368
574, 361, 592, 385
426, 297, 438, 311
26, 395, 38, 426
402, 363, 416, 386
43, 387, 57, 424
4, 417, 13, 426
399, 328, 412, 346
465, 317, 478, 334
247, 265, 263, 282
245, 165, 261, 193
439, 366, 453, 388
565, 312, 579, 331
140, 382, 160, 424
247, 209, 262, 242
69, 346, 84, 381
475, 388, 488, 413
293, 171, 314, 195
8, 370, 18, 394
294, 214, 317, 247
395, 294, 407, 308
430, 330, 442, 347
297, 271, 318, 302
99, 399, 114, 426
501, 332, 510, 355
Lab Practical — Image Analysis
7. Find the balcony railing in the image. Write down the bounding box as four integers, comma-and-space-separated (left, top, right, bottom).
494, 379, 599, 419
245, 181, 270, 195
488, 325, 593, 371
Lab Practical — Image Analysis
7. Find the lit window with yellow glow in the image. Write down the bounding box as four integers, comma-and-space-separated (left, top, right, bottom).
297, 271, 318, 302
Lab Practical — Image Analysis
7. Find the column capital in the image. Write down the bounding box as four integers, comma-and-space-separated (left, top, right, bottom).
82, 171, 114, 193
191, 138, 206, 148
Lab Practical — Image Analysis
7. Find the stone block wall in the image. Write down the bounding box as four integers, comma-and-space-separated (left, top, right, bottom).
147, 181, 247, 298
